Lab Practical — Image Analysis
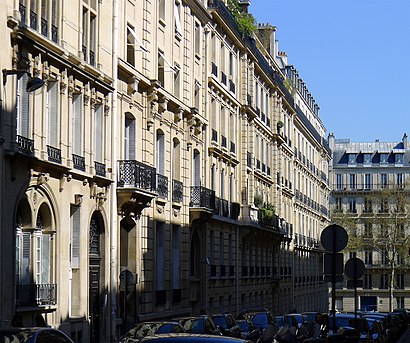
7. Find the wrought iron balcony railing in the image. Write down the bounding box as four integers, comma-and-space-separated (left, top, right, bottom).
221, 72, 227, 85
189, 186, 215, 210
229, 80, 235, 93
30, 10, 37, 30
117, 160, 156, 191
17, 135, 34, 155
211, 129, 218, 142
41, 17, 48, 37
156, 174, 168, 199
72, 154, 85, 171
172, 179, 183, 203
47, 145, 61, 164
15, 283, 57, 307
94, 161, 106, 177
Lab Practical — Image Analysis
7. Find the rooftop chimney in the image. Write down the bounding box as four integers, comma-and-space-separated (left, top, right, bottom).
238, 0, 251, 13
278, 51, 288, 65
255, 23, 276, 57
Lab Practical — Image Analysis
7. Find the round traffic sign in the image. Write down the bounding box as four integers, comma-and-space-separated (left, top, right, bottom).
345, 257, 365, 279
320, 224, 348, 252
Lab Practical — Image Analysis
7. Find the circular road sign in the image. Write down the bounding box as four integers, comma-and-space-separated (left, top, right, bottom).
320, 224, 348, 252
345, 257, 366, 279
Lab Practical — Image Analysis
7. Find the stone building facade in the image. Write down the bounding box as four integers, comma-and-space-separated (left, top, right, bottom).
0, 0, 330, 341
329, 134, 410, 312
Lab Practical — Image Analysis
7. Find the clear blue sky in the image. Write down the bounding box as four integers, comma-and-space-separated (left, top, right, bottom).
249, 0, 410, 143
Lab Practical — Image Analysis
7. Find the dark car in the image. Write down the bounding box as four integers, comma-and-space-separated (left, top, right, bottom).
238, 310, 278, 343
119, 321, 185, 343
237, 319, 261, 343
139, 333, 253, 343
176, 316, 222, 336
211, 314, 241, 338
0, 327, 74, 342
328, 313, 374, 343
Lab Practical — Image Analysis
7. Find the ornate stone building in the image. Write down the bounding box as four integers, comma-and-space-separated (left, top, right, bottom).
0, 1, 331, 342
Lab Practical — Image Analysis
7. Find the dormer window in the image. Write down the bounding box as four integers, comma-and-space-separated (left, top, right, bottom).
363, 153, 372, 164
380, 153, 388, 164
395, 153, 404, 164
348, 153, 356, 165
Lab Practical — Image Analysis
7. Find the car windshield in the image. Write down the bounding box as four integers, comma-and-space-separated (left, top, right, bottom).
330, 317, 368, 333
253, 313, 268, 325
238, 321, 249, 331
212, 316, 228, 329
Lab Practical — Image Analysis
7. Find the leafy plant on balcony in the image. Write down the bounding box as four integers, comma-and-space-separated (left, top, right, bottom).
253, 192, 263, 208
277, 120, 284, 130
260, 203, 276, 223
227, 0, 256, 36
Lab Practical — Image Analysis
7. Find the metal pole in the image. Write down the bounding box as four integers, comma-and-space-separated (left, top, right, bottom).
331, 228, 336, 332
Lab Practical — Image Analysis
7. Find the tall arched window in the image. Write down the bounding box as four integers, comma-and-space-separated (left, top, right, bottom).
193, 149, 200, 186
172, 138, 180, 180
124, 112, 136, 160
156, 130, 165, 175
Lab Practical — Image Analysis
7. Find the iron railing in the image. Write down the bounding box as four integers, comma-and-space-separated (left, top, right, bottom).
117, 160, 156, 191
18, 135, 34, 155
172, 179, 183, 203
47, 145, 61, 163
15, 284, 57, 307
72, 154, 85, 171
94, 161, 106, 177
156, 174, 168, 199
190, 186, 215, 209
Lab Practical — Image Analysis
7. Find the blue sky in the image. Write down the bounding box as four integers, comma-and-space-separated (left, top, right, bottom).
249, 0, 410, 143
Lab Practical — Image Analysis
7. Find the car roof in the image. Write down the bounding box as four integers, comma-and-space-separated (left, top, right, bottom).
140, 333, 250, 342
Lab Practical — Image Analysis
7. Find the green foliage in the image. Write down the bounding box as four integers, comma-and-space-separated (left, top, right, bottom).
253, 192, 263, 208
277, 120, 284, 129
260, 203, 275, 223
227, 0, 257, 36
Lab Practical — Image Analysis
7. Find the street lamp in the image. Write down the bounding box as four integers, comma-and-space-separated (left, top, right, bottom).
2, 69, 45, 92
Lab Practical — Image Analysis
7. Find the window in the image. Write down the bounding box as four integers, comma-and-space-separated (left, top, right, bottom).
194, 80, 200, 109
194, 22, 200, 56
364, 274, 372, 289
94, 103, 104, 163
397, 297, 405, 309
363, 153, 372, 164
348, 198, 356, 213
17, 73, 31, 138
364, 251, 373, 265
72, 93, 83, 156
46, 81, 59, 147
397, 174, 404, 187
156, 130, 165, 175
158, 0, 165, 21
336, 174, 343, 190
82, 1, 97, 66
172, 225, 180, 290
381, 247, 388, 264
364, 174, 372, 190
156, 222, 165, 291
124, 113, 136, 160
173, 63, 181, 98
19, 0, 59, 42
348, 153, 356, 165
158, 50, 165, 86
364, 222, 372, 236
126, 24, 136, 66
349, 174, 356, 190
381, 174, 388, 188
380, 274, 389, 289
380, 153, 388, 164
335, 198, 342, 212
174, 2, 182, 37
364, 199, 372, 213
219, 232, 224, 271
396, 274, 404, 289
395, 153, 404, 164
70, 206, 80, 269
193, 150, 200, 186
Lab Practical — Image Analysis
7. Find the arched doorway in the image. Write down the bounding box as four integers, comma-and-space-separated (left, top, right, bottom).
89, 212, 104, 343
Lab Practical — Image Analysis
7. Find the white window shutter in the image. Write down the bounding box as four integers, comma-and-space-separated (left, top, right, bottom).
41, 233, 51, 284
70, 206, 80, 269
48, 81, 59, 147
21, 232, 31, 284
19, 74, 30, 137
72, 94, 83, 155
94, 104, 104, 162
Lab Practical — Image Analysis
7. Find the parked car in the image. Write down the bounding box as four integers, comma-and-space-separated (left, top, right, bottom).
0, 327, 74, 343
328, 313, 374, 343
237, 310, 278, 343
211, 314, 241, 338
139, 333, 254, 343
364, 317, 385, 343
119, 321, 185, 343
176, 316, 222, 336
237, 319, 261, 343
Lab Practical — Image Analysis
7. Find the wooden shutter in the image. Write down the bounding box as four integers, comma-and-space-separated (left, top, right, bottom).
129, 118, 135, 160
70, 206, 80, 269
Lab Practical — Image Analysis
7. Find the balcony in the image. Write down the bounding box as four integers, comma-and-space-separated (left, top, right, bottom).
47, 145, 61, 164
156, 174, 168, 199
94, 161, 106, 177
18, 135, 34, 155
72, 154, 85, 171
15, 284, 57, 307
172, 179, 183, 203
190, 186, 215, 210
117, 160, 157, 216
214, 197, 229, 217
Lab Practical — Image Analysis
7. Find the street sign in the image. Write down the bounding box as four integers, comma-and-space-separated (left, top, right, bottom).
321, 224, 348, 252
324, 252, 344, 275
345, 257, 365, 279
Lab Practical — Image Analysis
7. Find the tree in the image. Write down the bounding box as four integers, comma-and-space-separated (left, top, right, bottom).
331, 183, 410, 312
